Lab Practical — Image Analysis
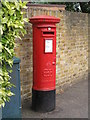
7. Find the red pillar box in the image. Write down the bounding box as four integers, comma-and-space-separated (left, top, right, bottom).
29, 15, 60, 112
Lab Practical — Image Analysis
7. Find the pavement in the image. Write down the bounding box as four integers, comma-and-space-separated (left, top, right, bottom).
22, 78, 88, 118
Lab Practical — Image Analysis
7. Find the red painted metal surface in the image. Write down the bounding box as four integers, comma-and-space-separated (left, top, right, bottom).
29, 15, 60, 91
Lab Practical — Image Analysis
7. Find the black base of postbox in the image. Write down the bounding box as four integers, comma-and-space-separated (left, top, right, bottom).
32, 89, 55, 112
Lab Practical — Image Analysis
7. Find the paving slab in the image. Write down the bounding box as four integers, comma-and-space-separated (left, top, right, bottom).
22, 78, 88, 118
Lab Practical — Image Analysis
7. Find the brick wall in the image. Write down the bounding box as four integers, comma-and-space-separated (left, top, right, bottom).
14, 7, 88, 103
27, 3, 66, 11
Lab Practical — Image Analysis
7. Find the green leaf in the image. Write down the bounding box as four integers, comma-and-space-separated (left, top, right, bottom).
2, 101, 5, 107
0, 11, 4, 18
21, 1, 28, 9
0, 76, 3, 81
7, 59, 13, 66
15, 2, 20, 11
0, 68, 3, 76
0, 99, 5, 108
0, 42, 2, 52
9, 10, 15, 16
4, 47, 12, 55
0, 25, 3, 35
7, 91, 15, 96
2, 17, 8, 24
23, 18, 28, 22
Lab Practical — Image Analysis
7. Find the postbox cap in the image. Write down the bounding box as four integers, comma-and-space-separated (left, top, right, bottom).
29, 15, 60, 24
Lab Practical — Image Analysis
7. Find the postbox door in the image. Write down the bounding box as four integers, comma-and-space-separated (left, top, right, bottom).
33, 27, 56, 91
37, 26, 56, 91
42, 36, 56, 87
41, 36, 56, 90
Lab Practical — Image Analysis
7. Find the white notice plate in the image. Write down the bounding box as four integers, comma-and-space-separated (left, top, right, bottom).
45, 39, 53, 53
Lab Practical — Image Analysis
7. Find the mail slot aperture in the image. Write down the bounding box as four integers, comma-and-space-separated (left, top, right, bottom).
42, 31, 55, 36
43, 31, 54, 35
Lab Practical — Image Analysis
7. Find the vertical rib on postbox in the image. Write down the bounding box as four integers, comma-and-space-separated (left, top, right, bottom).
29, 15, 60, 112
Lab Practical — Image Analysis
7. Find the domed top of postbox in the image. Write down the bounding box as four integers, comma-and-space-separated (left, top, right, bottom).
29, 15, 60, 24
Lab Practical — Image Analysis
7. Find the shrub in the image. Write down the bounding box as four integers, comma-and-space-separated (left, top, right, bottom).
0, 0, 28, 108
